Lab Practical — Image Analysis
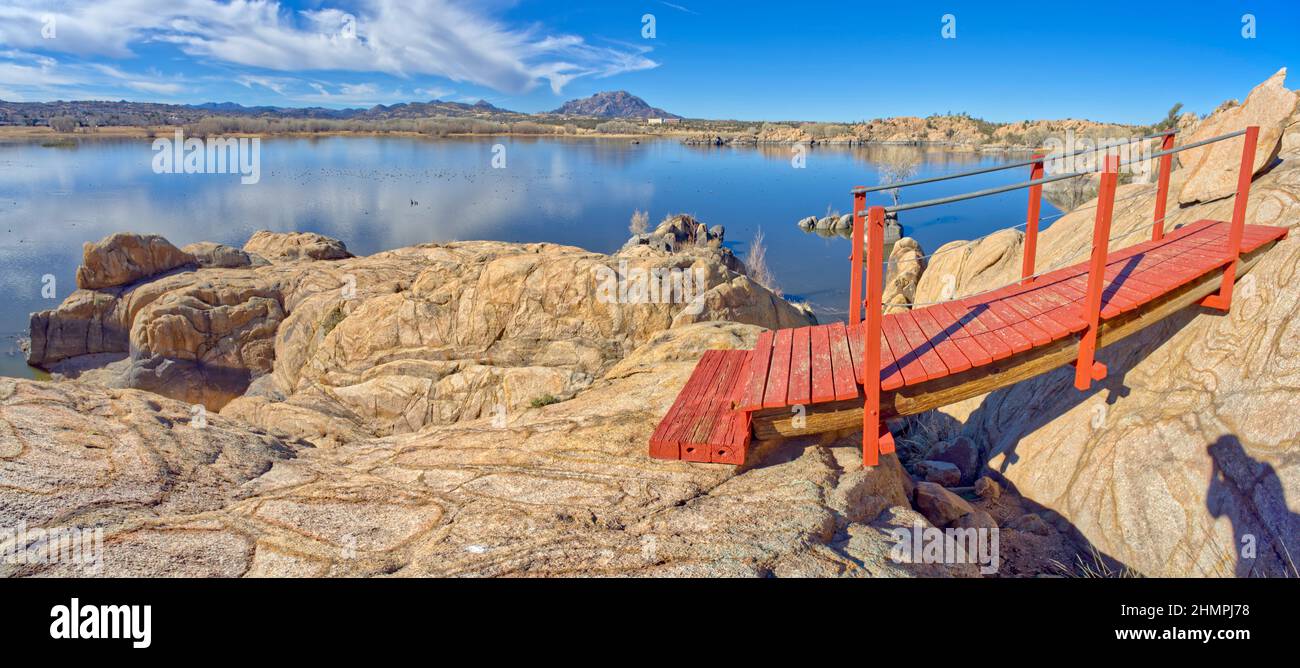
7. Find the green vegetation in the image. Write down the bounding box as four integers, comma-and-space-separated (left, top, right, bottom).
530, 394, 562, 408
320, 304, 347, 336
1151, 103, 1184, 132
593, 119, 641, 134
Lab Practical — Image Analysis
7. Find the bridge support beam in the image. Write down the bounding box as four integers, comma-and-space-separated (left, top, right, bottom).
849, 190, 865, 327
1020, 154, 1044, 284
1151, 131, 1176, 241
1074, 155, 1119, 391
1200, 125, 1259, 312
862, 205, 894, 465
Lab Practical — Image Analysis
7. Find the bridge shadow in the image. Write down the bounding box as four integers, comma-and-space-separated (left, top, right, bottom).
904, 297, 1300, 577
883, 253, 1146, 381
1207, 435, 1300, 577
1101, 255, 1144, 310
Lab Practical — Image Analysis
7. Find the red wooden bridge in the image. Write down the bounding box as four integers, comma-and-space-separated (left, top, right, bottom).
650, 126, 1289, 466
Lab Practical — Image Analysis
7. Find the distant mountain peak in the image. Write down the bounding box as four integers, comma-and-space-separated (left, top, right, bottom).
550, 91, 679, 119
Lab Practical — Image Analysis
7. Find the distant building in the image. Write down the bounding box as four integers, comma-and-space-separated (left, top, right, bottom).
647, 118, 664, 125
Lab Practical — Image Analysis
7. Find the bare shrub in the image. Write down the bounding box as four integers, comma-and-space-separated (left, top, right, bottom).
745, 227, 780, 295
877, 146, 922, 207
49, 116, 78, 133
629, 209, 649, 235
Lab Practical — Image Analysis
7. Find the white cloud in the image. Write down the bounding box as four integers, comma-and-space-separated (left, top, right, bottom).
0, 0, 658, 95
90, 64, 183, 95
293, 80, 402, 106
235, 74, 291, 95
414, 86, 454, 101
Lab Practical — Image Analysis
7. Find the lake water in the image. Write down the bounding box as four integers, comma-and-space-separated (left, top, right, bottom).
0, 136, 1061, 378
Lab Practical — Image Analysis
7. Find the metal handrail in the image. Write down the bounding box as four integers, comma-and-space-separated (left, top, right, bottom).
851, 129, 1179, 195
877, 129, 1245, 214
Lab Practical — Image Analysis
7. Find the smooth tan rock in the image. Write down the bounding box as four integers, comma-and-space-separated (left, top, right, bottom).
974, 476, 1001, 500
952, 509, 997, 531
0, 378, 296, 577
27, 289, 127, 366
35, 230, 812, 428
243, 230, 352, 261
182, 241, 261, 268
75, 233, 193, 290
913, 229, 1023, 305
913, 482, 974, 527
917, 460, 961, 486
883, 237, 925, 313
1178, 68, 1297, 204
1008, 513, 1052, 536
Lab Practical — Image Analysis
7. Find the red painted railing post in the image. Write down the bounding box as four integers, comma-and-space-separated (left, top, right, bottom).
849, 190, 865, 327
1151, 131, 1176, 241
1073, 155, 1119, 392
1200, 125, 1259, 312
861, 205, 893, 466
1021, 154, 1045, 283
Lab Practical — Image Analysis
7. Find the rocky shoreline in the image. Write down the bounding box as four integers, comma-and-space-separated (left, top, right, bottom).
3, 70, 1297, 578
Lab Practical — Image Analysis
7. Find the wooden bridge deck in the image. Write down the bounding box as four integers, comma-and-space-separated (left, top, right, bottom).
649, 219, 1289, 464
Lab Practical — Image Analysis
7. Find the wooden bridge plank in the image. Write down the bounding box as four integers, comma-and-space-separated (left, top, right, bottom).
1101, 256, 1176, 303
923, 301, 996, 367
810, 324, 836, 404
934, 300, 1011, 362
846, 322, 865, 385
828, 323, 859, 401
954, 296, 1037, 354
1021, 282, 1091, 331
969, 291, 1054, 348
893, 311, 950, 382
656, 349, 723, 454
787, 326, 812, 406
762, 328, 794, 409
690, 350, 746, 445
910, 306, 974, 374
849, 321, 904, 392
680, 351, 732, 462
735, 330, 773, 412
993, 290, 1078, 341
881, 315, 928, 387
651, 350, 724, 460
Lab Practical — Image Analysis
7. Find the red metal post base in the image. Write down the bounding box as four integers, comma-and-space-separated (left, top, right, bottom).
1075, 155, 1119, 392
1199, 126, 1259, 313
862, 205, 888, 467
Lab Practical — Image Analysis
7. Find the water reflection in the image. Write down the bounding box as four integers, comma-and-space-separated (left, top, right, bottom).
0, 136, 1057, 378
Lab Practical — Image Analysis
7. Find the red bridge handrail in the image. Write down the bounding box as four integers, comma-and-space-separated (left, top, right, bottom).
848, 126, 1261, 466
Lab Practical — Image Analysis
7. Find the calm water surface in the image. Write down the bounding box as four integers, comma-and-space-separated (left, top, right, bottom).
0, 136, 1061, 378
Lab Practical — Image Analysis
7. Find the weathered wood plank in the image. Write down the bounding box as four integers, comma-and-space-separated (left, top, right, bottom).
787, 326, 812, 406
828, 323, 859, 401
762, 327, 794, 409
810, 324, 836, 404
735, 330, 773, 411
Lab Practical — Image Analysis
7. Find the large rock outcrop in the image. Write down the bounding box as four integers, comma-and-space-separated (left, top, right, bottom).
1, 324, 970, 578
30, 228, 814, 436
75, 233, 194, 290
1178, 68, 1298, 205
244, 230, 353, 261
906, 71, 1300, 577
0, 376, 298, 577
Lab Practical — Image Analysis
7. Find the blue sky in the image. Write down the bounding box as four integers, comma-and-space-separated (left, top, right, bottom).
0, 0, 1296, 124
